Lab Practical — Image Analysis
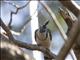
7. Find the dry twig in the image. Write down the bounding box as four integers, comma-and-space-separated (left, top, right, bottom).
8, 1, 31, 29
0, 18, 14, 40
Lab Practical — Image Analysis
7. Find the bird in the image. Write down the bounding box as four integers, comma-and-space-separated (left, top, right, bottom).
35, 20, 52, 60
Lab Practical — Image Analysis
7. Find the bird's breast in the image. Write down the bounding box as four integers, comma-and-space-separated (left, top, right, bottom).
36, 33, 51, 48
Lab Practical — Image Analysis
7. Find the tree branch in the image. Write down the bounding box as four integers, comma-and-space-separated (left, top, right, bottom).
8, 1, 31, 29
59, 1, 80, 60
59, 7, 78, 60
0, 33, 56, 59
56, 20, 79, 60
59, 0, 80, 17
76, 33, 80, 47
59, 7, 77, 36
0, 18, 56, 59
0, 18, 14, 40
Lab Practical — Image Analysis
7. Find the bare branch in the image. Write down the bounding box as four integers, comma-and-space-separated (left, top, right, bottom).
0, 33, 35, 60
0, 33, 56, 59
0, 18, 56, 59
59, 1, 80, 60
59, 0, 80, 17
56, 20, 79, 60
0, 18, 14, 40
8, 1, 31, 29
59, 7, 78, 60
77, 33, 80, 47
59, 7, 76, 36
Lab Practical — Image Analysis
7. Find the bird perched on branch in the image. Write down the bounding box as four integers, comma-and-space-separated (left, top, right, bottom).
35, 20, 52, 60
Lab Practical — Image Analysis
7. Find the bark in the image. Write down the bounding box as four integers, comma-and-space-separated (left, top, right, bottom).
59, 1, 80, 60
0, 34, 34, 60
56, 20, 79, 60
59, 0, 80, 17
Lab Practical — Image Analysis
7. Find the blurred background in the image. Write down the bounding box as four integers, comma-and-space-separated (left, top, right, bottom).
1, 0, 80, 60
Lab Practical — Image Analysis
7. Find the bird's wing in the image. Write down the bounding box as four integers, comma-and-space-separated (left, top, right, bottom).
47, 29, 52, 41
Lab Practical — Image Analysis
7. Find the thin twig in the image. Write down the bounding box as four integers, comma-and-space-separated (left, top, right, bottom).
8, 1, 31, 29
0, 18, 14, 40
